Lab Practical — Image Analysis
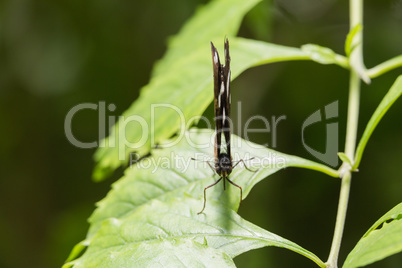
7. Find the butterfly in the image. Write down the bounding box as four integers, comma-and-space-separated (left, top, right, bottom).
195, 38, 255, 214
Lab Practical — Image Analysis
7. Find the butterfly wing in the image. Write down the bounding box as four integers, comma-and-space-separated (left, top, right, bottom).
211, 42, 223, 162
222, 38, 231, 159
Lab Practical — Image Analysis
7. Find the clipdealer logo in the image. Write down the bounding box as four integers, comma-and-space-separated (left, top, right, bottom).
64, 100, 339, 167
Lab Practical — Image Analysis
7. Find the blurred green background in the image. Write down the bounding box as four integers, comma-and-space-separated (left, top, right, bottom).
1, 0, 401, 267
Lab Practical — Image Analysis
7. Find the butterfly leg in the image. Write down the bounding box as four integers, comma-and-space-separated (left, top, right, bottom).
198, 177, 222, 214
191, 158, 216, 176
226, 178, 243, 207
232, 158, 258, 172
206, 161, 216, 175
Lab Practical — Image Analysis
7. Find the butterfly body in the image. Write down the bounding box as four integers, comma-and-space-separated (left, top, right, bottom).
196, 39, 256, 214
215, 153, 232, 177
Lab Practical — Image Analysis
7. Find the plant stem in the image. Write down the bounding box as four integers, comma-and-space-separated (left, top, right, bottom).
367, 55, 402, 78
326, 170, 352, 268
344, 72, 361, 159
326, 0, 363, 267
326, 71, 360, 268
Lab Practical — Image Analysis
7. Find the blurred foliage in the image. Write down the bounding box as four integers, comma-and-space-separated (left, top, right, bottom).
0, 0, 401, 267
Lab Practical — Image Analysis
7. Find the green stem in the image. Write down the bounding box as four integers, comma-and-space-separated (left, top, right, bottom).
344, 72, 361, 159
367, 55, 402, 78
326, 0, 363, 267
326, 171, 352, 268
326, 71, 361, 268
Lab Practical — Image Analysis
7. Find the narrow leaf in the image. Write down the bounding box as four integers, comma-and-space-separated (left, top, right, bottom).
346, 23, 371, 83
301, 44, 348, 68
343, 203, 402, 268
345, 24, 362, 57
354, 75, 402, 168
337, 152, 353, 167
64, 240, 89, 263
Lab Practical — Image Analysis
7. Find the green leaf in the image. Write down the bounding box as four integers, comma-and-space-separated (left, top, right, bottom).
344, 23, 371, 83
89, 129, 338, 237
68, 200, 325, 268
337, 152, 353, 167
343, 203, 402, 268
345, 24, 362, 57
301, 44, 348, 68
354, 75, 402, 169
70, 129, 332, 267
93, 0, 263, 181
64, 240, 89, 263
93, 0, 349, 181
65, 237, 237, 268
151, 0, 263, 78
